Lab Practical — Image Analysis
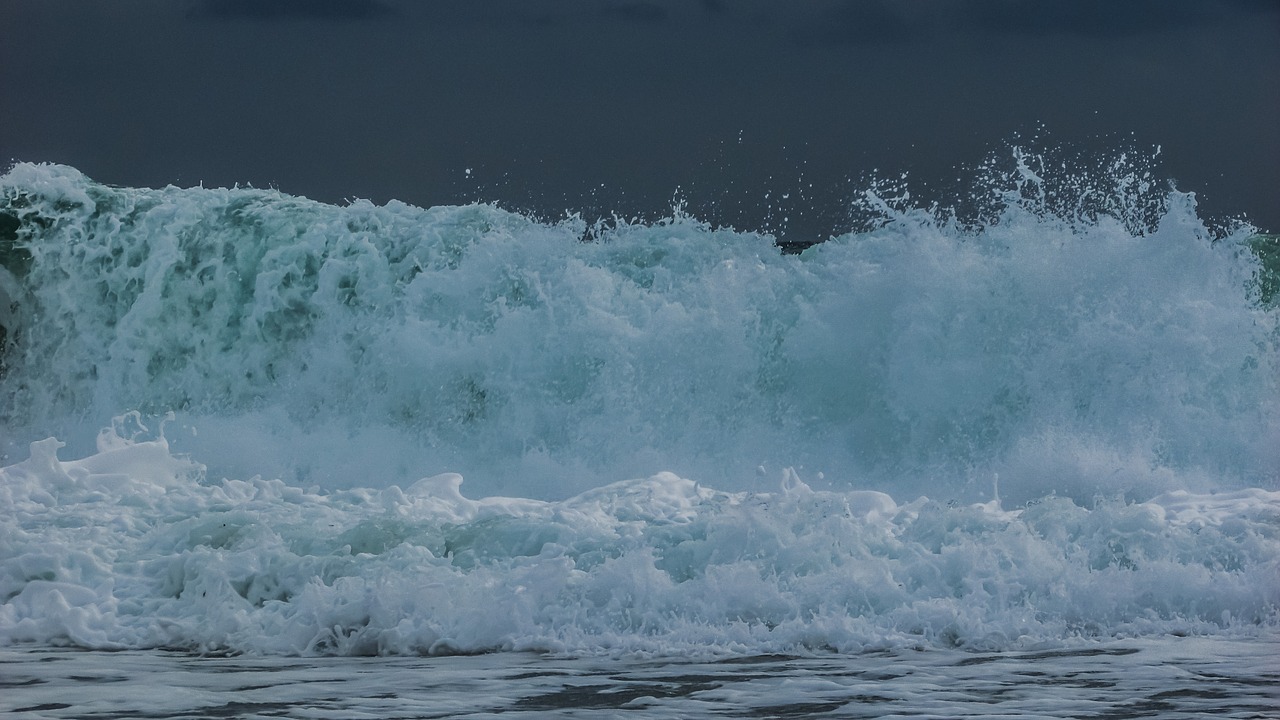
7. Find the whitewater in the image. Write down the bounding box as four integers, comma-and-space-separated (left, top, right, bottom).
1, 153, 1277, 716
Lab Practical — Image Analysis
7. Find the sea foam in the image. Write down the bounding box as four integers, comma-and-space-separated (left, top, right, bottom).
1, 155, 1278, 655
1, 159, 1275, 502
1, 425, 1276, 655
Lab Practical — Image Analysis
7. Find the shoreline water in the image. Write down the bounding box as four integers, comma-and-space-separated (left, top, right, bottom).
4, 636, 1277, 718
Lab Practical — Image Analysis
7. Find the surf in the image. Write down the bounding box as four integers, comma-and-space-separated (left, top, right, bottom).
0, 151, 1275, 503
1, 146, 1277, 655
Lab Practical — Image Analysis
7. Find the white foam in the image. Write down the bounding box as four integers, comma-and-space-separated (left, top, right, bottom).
0, 432, 1275, 656
2, 155, 1277, 655
1, 160, 1275, 504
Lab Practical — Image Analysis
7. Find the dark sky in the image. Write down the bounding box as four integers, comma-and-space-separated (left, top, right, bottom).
2, 0, 1277, 240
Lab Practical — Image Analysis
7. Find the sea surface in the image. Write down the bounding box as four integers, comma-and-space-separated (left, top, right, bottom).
3, 637, 1278, 719
1, 151, 1277, 716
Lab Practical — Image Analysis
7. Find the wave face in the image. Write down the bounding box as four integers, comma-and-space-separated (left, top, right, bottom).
1, 158, 1278, 654
1, 160, 1276, 501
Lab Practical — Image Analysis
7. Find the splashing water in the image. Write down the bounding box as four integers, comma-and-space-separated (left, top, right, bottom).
1, 153, 1274, 501
0, 149, 1277, 655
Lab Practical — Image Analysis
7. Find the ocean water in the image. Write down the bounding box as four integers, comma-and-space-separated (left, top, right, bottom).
4, 638, 1277, 718
1, 154, 1277, 715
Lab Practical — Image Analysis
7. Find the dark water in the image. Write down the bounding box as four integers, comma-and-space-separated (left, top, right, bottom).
3, 637, 1276, 718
